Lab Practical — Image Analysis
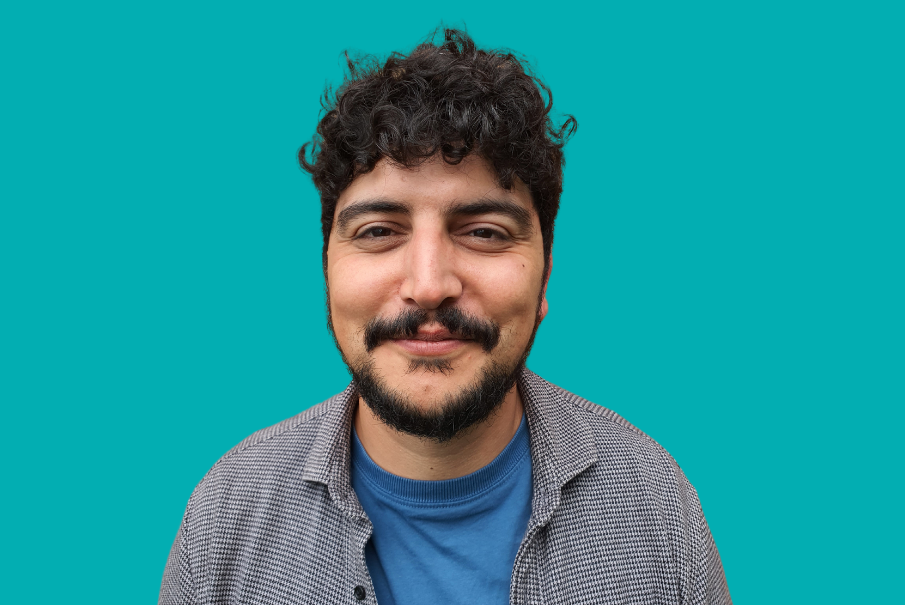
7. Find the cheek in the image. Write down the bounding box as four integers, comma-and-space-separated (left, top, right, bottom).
328, 258, 398, 341
468, 259, 542, 334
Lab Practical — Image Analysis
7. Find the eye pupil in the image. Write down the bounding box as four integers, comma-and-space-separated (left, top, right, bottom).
370, 227, 391, 237
474, 229, 493, 238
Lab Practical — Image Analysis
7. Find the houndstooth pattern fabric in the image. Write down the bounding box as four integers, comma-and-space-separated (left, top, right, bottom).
160, 369, 731, 604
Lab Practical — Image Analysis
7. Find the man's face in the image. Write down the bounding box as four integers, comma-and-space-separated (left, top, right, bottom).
326, 154, 548, 436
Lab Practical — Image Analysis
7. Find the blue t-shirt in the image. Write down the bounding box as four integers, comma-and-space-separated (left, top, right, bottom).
350, 416, 532, 605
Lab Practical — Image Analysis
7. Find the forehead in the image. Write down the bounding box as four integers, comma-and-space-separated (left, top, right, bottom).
335, 155, 534, 216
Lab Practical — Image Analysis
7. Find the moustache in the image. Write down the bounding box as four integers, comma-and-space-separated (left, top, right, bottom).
364, 307, 501, 353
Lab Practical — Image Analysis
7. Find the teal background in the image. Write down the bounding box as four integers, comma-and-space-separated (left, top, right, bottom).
2, 1, 902, 602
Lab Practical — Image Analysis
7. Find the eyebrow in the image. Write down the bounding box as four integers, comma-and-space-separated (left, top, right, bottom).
334, 197, 534, 233
447, 199, 534, 233
335, 200, 410, 232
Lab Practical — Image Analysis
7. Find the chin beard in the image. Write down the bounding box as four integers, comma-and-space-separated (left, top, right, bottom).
333, 300, 545, 443
351, 356, 525, 443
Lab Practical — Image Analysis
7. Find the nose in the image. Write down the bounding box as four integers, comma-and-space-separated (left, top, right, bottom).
398, 228, 463, 310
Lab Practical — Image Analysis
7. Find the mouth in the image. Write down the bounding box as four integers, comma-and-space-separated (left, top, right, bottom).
391, 327, 472, 356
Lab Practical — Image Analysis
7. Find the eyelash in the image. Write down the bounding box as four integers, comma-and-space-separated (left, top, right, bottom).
358, 226, 396, 238
469, 228, 505, 240
353, 226, 509, 242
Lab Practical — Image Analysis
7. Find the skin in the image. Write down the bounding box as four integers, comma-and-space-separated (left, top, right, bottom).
327, 154, 549, 480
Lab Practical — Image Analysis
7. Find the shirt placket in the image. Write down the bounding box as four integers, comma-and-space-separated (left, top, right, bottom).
347, 513, 377, 605
509, 487, 558, 605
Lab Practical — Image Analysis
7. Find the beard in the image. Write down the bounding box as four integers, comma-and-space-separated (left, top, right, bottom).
351, 355, 523, 443
335, 306, 540, 443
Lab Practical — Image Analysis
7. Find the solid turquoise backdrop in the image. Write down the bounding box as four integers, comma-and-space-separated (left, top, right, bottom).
2, 1, 902, 602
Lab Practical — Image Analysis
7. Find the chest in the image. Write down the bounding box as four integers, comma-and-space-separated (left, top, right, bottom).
193, 484, 682, 605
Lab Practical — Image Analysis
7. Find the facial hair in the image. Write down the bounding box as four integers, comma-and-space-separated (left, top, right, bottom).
340, 306, 539, 443
352, 355, 523, 443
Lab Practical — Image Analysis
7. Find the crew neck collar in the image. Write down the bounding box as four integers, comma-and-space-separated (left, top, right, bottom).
350, 414, 529, 505
300, 368, 600, 523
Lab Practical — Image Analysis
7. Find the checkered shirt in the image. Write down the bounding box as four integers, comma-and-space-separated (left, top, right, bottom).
160, 368, 731, 604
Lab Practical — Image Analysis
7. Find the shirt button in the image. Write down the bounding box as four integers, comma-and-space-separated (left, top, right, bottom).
354, 585, 366, 601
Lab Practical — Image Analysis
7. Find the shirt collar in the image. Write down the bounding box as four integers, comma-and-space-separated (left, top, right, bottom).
300, 367, 599, 521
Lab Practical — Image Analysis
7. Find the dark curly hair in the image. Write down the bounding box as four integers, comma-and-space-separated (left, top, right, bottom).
299, 28, 577, 272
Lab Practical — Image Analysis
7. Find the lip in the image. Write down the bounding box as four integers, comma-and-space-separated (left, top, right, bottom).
393, 338, 468, 355
391, 328, 471, 356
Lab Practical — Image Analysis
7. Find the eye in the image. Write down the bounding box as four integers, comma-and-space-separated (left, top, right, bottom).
458, 225, 512, 249
471, 228, 499, 239
360, 226, 395, 238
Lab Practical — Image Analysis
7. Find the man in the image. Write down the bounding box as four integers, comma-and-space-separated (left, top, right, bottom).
160, 29, 731, 605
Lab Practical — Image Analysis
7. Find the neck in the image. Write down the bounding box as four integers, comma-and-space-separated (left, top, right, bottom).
353, 386, 524, 481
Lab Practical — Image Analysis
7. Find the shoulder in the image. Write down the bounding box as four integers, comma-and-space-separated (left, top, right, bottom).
552, 383, 647, 438
217, 398, 333, 465
548, 380, 693, 496
540, 379, 711, 549
184, 391, 344, 505
527, 381, 728, 598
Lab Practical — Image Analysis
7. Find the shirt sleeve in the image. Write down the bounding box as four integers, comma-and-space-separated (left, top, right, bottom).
159, 519, 196, 605
686, 477, 732, 605
696, 514, 731, 604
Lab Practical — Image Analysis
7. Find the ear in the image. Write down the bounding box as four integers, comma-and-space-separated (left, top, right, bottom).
538, 254, 552, 321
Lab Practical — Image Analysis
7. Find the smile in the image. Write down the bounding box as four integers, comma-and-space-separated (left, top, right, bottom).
391, 329, 472, 356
